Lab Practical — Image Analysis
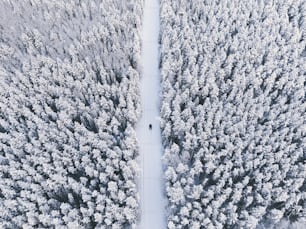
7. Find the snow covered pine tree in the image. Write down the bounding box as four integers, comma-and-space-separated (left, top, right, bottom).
160, 0, 306, 228
0, 0, 143, 228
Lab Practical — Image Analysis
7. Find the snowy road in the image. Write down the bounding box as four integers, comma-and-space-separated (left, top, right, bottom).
136, 0, 166, 228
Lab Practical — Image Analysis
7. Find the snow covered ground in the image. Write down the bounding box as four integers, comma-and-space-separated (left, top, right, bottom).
137, 0, 166, 228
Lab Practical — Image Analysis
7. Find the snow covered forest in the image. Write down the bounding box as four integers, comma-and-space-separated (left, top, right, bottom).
160, 0, 306, 228
0, 0, 306, 228
0, 0, 143, 228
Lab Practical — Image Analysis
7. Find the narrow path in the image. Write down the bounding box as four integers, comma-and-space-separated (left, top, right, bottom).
137, 0, 165, 228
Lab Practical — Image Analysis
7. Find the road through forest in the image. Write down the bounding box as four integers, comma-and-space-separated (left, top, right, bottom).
136, 0, 166, 228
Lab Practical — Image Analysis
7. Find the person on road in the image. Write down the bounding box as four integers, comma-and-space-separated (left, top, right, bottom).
149, 124, 152, 130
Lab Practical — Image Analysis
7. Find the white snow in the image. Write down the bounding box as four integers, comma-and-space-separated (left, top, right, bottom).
137, 0, 166, 228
